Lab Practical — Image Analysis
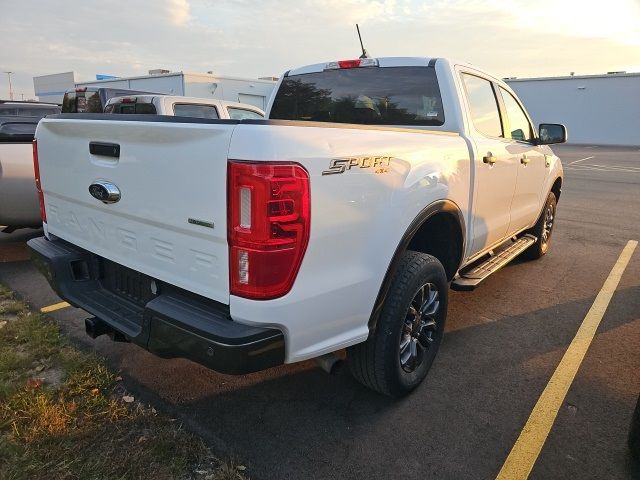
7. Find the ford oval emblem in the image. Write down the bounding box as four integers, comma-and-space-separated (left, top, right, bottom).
89, 180, 121, 204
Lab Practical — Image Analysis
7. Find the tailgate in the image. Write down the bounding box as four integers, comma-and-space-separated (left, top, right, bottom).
36, 116, 235, 304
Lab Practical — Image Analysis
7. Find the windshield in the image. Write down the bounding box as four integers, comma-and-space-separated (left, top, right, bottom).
62, 90, 103, 113
270, 66, 444, 126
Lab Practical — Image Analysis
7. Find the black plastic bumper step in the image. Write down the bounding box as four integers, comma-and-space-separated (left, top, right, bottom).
451, 234, 537, 291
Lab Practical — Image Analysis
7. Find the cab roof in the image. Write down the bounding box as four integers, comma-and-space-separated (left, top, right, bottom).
287, 57, 442, 76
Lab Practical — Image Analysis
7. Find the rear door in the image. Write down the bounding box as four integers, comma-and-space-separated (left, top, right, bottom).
497, 87, 547, 234
37, 117, 235, 303
460, 72, 519, 255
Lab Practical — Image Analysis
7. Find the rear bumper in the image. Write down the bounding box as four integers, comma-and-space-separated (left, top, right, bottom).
27, 236, 285, 374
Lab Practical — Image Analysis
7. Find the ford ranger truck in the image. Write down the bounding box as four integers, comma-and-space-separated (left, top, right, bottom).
27, 57, 565, 397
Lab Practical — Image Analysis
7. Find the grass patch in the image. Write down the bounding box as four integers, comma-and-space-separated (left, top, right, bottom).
0, 285, 248, 480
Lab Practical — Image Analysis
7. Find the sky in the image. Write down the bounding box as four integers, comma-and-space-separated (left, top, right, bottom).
1, 0, 640, 99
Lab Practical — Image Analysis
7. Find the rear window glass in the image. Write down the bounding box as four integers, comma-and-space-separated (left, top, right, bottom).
16, 107, 60, 117
173, 104, 219, 119
104, 102, 157, 114
62, 91, 103, 113
0, 106, 18, 115
270, 66, 444, 126
227, 108, 263, 120
0, 105, 59, 118
0, 122, 37, 142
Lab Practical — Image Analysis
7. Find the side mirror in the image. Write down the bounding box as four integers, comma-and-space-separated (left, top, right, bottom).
537, 123, 567, 145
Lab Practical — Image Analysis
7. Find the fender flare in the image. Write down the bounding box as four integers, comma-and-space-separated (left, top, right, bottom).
367, 199, 466, 332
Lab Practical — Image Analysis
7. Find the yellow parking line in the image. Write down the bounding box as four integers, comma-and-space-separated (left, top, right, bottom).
496, 239, 638, 480
40, 301, 71, 313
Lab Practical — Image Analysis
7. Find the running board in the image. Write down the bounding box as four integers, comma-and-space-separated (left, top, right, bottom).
451, 234, 537, 291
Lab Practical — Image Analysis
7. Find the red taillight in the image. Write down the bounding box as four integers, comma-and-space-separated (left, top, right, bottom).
120, 97, 136, 103
32, 139, 46, 222
228, 161, 310, 300
338, 59, 362, 69
75, 87, 87, 92
325, 58, 379, 70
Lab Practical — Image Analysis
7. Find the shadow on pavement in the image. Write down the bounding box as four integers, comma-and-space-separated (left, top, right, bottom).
113, 286, 640, 480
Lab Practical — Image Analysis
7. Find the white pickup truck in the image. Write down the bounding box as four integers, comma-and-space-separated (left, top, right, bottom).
28, 57, 565, 396
104, 95, 264, 120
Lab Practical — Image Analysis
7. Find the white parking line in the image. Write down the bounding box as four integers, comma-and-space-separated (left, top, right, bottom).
590, 164, 640, 171
566, 164, 640, 174
567, 156, 594, 166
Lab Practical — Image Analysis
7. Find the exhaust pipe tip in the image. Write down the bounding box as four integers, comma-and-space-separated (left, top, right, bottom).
315, 353, 344, 375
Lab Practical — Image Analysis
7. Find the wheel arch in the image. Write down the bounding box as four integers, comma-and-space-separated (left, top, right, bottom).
368, 199, 465, 332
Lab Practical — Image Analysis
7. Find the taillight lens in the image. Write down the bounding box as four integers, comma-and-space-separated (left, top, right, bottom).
32, 139, 46, 222
228, 161, 310, 300
324, 58, 379, 70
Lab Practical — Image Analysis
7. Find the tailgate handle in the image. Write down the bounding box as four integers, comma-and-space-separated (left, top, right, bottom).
89, 142, 120, 158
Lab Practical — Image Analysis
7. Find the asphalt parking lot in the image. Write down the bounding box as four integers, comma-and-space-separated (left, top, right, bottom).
1, 144, 638, 480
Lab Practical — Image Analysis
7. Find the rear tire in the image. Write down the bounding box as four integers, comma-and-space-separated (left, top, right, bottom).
348, 251, 448, 397
523, 191, 557, 260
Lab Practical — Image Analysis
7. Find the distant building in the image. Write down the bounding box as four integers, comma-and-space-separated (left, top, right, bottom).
33, 69, 278, 109
506, 72, 640, 146
33, 72, 77, 103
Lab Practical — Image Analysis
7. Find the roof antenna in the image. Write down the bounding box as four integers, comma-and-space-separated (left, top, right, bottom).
356, 24, 369, 58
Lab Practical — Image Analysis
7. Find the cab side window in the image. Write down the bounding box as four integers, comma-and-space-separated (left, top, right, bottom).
461, 74, 503, 138
499, 88, 533, 142
227, 108, 264, 120
173, 104, 219, 119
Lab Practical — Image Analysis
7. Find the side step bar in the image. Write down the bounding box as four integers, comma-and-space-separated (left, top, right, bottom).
451, 234, 537, 291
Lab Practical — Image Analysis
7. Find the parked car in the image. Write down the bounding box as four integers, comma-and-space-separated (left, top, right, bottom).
104, 95, 264, 119
0, 101, 60, 232
61, 87, 161, 114
28, 56, 565, 396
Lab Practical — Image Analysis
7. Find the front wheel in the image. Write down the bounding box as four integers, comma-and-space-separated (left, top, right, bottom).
523, 191, 557, 260
348, 251, 448, 397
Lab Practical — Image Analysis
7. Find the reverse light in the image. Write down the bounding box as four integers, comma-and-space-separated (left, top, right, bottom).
32, 139, 46, 222
325, 58, 379, 70
228, 161, 311, 300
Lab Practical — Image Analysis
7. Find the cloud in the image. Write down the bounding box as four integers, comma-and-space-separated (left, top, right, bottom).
166, 0, 192, 26
1, 0, 639, 98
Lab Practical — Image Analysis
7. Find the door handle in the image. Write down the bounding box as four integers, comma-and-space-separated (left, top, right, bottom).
520, 154, 530, 165
483, 153, 497, 165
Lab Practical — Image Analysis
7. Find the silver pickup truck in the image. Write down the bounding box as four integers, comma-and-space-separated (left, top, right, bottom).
0, 101, 60, 232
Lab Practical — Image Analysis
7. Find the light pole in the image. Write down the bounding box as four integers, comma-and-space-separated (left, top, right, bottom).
4, 71, 14, 100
